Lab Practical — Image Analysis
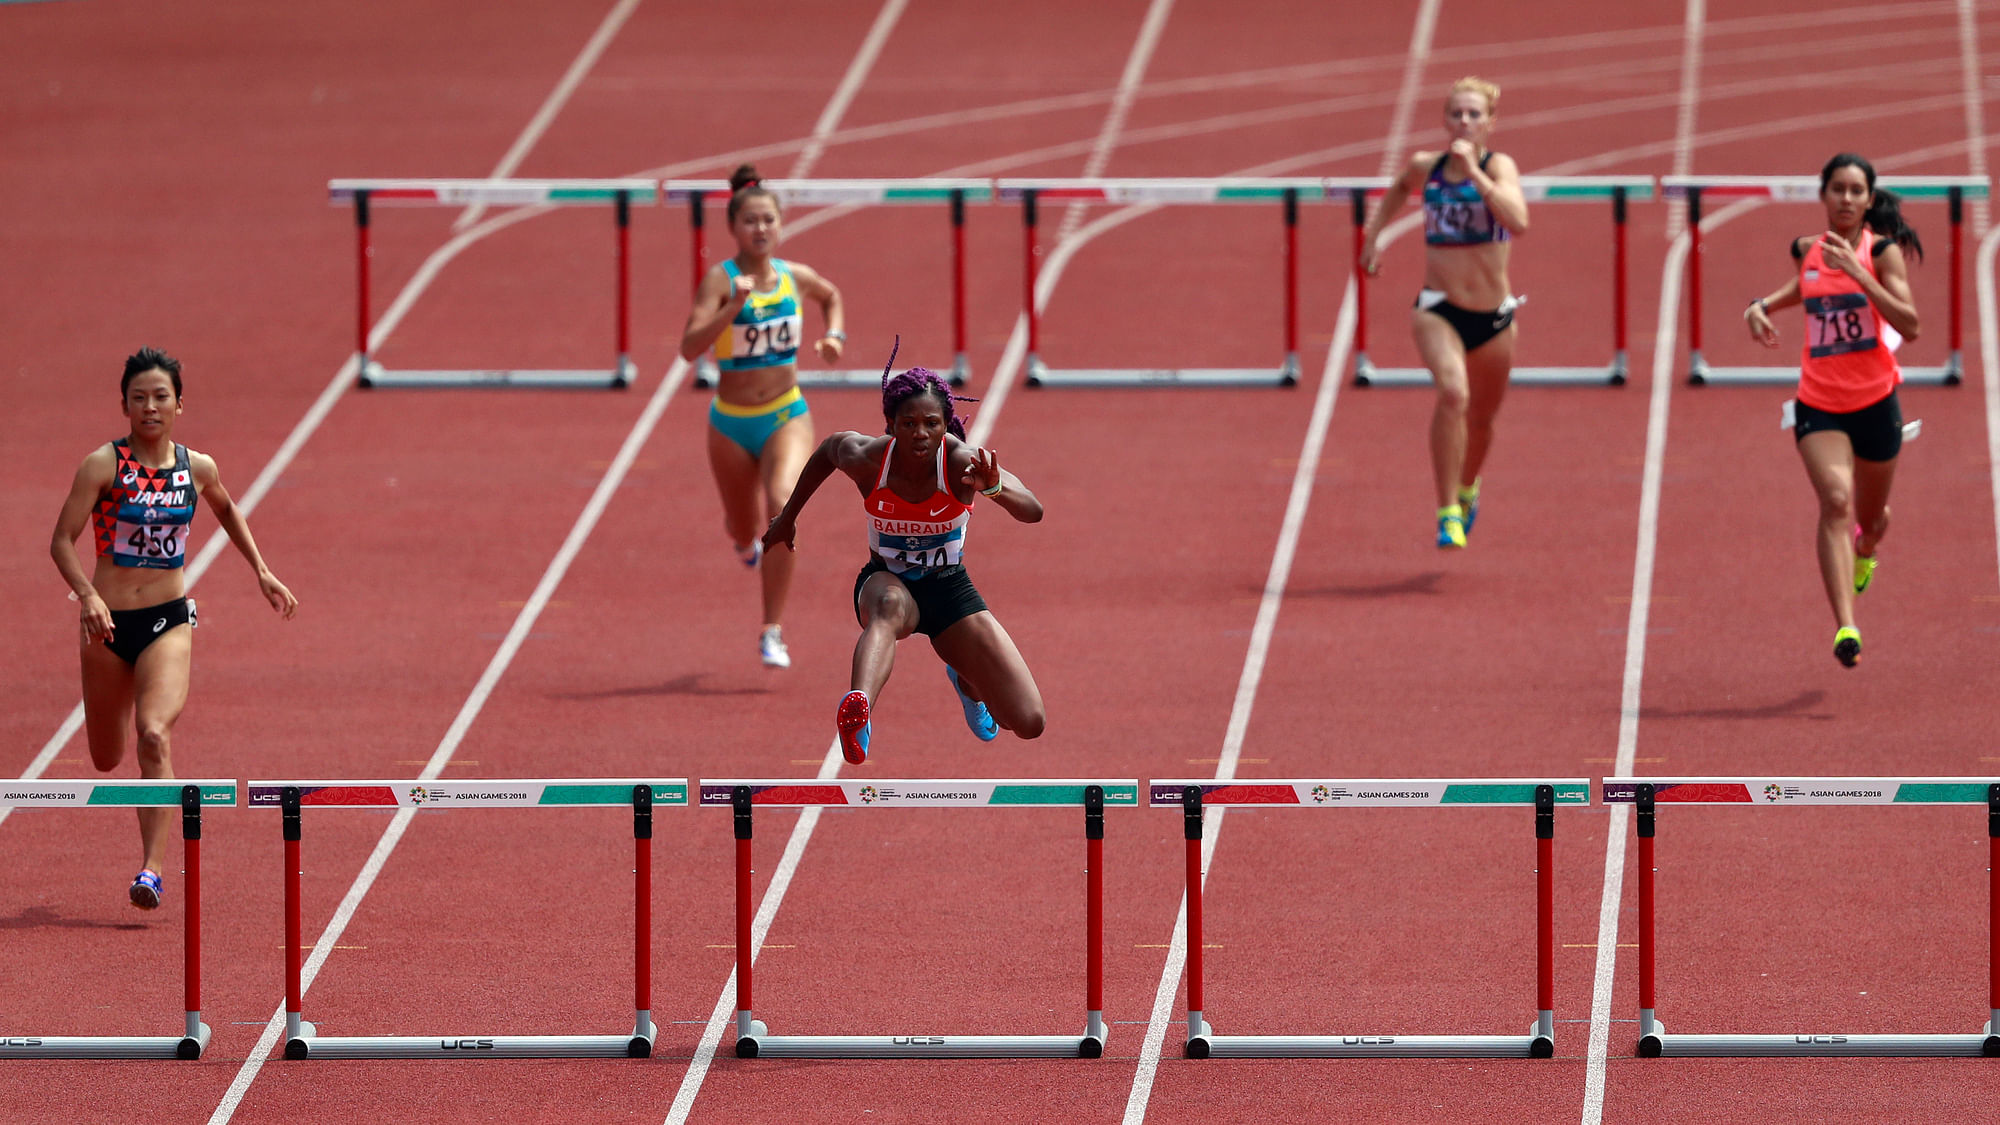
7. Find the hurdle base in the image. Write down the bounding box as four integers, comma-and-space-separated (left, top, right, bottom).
283, 1030, 650, 1059
1026, 355, 1299, 388
733, 1011, 1105, 1058
1186, 1011, 1551, 1058
0, 1024, 211, 1060
1355, 353, 1624, 387
692, 355, 961, 390
1644, 1031, 1994, 1057
360, 359, 634, 390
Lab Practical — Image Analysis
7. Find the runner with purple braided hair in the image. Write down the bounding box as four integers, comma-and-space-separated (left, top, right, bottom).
763, 341, 1045, 764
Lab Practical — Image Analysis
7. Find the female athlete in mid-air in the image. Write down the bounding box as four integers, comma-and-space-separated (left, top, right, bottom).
1360, 76, 1530, 549
1744, 153, 1922, 666
762, 344, 1045, 764
680, 163, 846, 668
49, 347, 297, 907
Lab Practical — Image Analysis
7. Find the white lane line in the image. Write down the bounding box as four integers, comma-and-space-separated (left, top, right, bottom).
789, 0, 909, 180
1959, 0, 1991, 237
663, 9, 1182, 1122
453, 0, 646, 232
1665, 0, 1705, 242
1118, 5, 1436, 1119
1979, 221, 2000, 596
202, 358, 690, 1125
1055, 0, 1176, 245
1580, 130, 1973, 1118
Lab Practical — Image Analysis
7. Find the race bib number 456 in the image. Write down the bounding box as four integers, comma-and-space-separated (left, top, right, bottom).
115, 519, 186, 562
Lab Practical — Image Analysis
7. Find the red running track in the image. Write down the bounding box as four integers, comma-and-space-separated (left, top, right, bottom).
3, 1, 1998, 1122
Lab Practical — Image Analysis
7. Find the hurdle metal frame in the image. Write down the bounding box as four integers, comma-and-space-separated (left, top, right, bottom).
1153, 778, 1591, 1058
665, 179, 988, 389
1344, 175, 1655, 387
997, 178, 1328, 388
1604, 776, 2000, 1057
250, 778, 686, 1058
0, 780, 234, 1060
330, 179, 657, 388
1664, 175, 1990, 386
705, 778, 1138, 1057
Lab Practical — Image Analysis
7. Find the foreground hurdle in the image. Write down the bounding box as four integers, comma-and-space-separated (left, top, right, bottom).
998, 178, 1328, 387
1604, 777, 2000, 1057
0, 780, 234, 1060
330, 179, 657, 388
251, 779, 685, 1058
1345, 176, 1655, 387
666, 179, 987, 389
1665, 176, 1989, 385
705, 778, 1137, 1057
1154, 778, 1590, 1058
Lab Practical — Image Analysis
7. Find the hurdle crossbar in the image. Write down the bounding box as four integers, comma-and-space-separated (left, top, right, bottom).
665, 179, 989, 389
249, 778, 686, 1059
330, 179, 657, 388
1343, 175, 1655, 387
1604, 776, 2000, 1058
1153, 778, 1591, 1058
1663, 176, 1989, 386
997, 178, 1329, 388
0, 781, 234, 1060
703, 778, 1138, 1058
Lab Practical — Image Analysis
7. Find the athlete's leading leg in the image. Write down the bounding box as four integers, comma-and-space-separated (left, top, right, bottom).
1460, 324, 1516, 489
931, 611, 1044, 739
129, 626, 192, 879
757, 414, 816, 631
1413, 309, 1472, 509
706, 422, 765, 561
1799, 430, 1860, 628
852, 571, 918, 698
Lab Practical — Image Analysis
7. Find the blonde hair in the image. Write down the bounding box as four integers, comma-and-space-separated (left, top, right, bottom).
1446, 76, 1500, 113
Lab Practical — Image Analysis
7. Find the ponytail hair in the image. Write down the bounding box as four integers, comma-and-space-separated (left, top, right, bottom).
1820, 153, 1923, 263
878, 336, 977, 440
726, 163, 778, 224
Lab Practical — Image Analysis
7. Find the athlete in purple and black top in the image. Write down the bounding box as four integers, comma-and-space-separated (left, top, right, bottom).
50, 348, 297, 910
1360, 77, 1530, 549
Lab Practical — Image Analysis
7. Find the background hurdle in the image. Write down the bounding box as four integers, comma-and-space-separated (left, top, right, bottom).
665, 178, 987, 389
329, 179, 656, 388
703, 778, 1137, 1058
996, 178, 1327, 388
250, 778, 685, 1059
1663, 175, 1989, 385
1344, 175, 1655, 387
1153, 778, 1590, 1058
0, 781, 234, 1060
1604, 776, 2000, 1058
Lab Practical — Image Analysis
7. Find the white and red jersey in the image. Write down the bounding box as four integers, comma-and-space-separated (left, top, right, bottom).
1798, 228, 1902, 413
864, 442, 971, 577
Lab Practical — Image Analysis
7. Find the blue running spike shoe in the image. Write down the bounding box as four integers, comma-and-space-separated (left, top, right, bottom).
129, 868, 163, 910
945, 666, 999, 742
1458, 480, 1481, 536
737, 540, 762, 569
836, 690, 871, 764
1436, 505, 1466, 549
1833, 626, 1862, 668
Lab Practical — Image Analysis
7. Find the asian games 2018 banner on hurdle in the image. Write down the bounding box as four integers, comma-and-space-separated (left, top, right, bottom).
247, 780, 687, 808
1149, 780, 1591, 807
702, 780, 1140, 808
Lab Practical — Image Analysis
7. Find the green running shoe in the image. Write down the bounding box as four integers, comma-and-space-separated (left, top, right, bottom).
1833, 626, 1862, 668
1436, 505, 1466, 550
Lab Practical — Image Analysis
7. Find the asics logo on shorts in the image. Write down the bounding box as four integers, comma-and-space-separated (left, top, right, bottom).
152, 618, 167, 634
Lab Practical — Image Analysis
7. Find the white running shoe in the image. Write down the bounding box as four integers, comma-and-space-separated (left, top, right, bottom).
759, 626, 790, 669
736, 540, 762, 569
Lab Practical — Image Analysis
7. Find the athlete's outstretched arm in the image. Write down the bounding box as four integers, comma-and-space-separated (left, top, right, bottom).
1358, 151, 1432, 275
788, 262, 847, 363
956, 444, 1042, 523
193, 452, 296, 617
762, 431, 876, 552
50, 445, 115, 639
